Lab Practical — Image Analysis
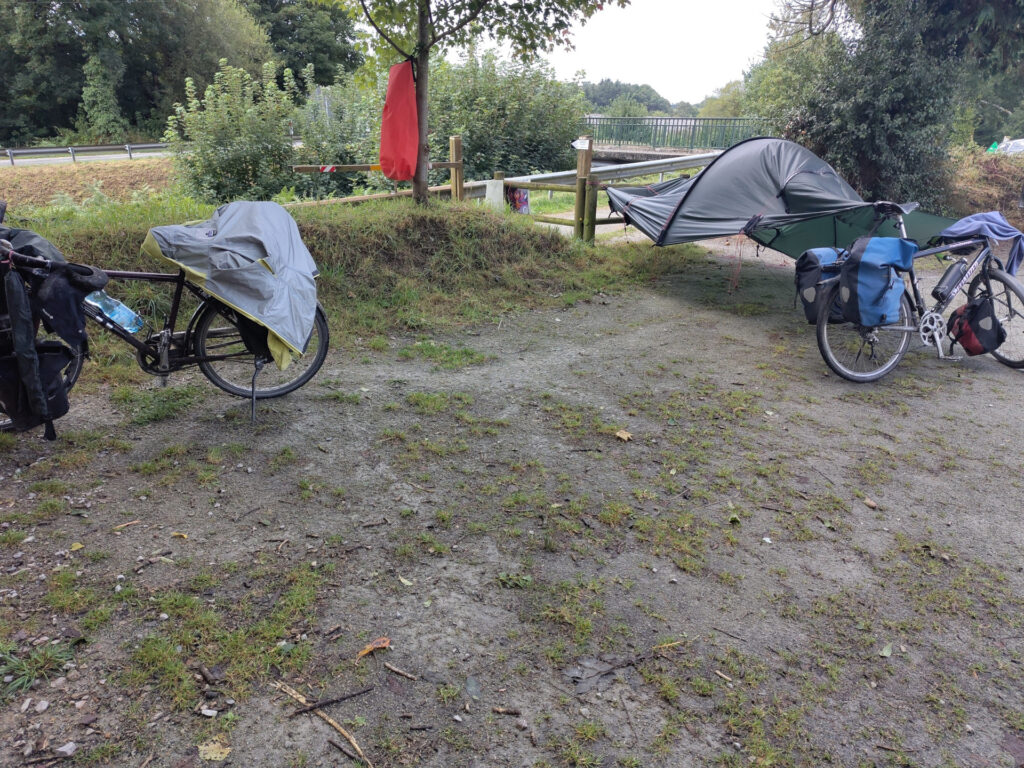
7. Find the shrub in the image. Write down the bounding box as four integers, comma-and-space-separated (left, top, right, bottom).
165, 60, 297, 202
164, 60, 355, 203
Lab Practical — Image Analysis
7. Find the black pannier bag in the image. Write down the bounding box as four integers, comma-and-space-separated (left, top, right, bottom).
0, 340, 74, 434
795, 247, 844, 323
1, 268, 75, 439
947, 295, 1006, 356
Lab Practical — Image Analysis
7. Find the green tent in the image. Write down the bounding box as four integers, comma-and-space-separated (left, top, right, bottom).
606, 137, 953, 257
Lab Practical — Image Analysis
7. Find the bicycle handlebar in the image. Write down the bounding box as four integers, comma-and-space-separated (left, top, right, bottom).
0, 238, 101, 278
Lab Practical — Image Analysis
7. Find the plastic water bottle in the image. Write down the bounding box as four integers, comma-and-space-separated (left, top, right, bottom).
84, 290, 145, 333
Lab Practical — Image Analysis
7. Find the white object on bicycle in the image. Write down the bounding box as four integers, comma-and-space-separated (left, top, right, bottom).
84, 290, 144, 334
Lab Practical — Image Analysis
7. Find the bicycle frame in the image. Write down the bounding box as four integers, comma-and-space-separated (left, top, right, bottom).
83, 268, 240, 374
886, 208, 999, 357
818, 209, 997, 350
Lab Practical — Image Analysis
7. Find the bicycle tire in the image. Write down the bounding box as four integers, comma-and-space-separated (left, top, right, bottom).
967, 268, 1024, 368
815, 282, 913, 382
0, 344, 84, 433
193, 300, 329, 399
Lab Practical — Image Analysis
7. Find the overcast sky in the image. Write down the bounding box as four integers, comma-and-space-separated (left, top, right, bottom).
540, 0, 780, 105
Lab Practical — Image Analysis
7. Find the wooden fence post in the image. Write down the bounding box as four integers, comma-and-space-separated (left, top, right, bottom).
584, 174, 598, 245
449, 135, 464, 201
573, 136, 593, 240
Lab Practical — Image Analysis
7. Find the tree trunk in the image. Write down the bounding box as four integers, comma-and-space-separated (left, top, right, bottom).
412, 0, 431, 204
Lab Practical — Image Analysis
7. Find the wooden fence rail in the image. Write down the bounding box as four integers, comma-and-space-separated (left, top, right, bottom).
291, 137, 465, 202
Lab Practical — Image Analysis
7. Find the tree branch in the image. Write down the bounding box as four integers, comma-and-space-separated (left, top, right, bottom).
979, 99, 1014, 117
431, 0, 489, 47
358, 0, 411, 58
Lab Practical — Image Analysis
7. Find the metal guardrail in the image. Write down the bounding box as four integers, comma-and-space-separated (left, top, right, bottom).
585, 117, 765, 150
2, 142, 168, 165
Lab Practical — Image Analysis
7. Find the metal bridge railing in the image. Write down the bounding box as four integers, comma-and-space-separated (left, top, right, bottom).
584, 117, 766, 151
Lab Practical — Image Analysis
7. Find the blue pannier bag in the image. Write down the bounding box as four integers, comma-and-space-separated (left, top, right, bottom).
795, 247, 845, 323
839, 237, 917, 327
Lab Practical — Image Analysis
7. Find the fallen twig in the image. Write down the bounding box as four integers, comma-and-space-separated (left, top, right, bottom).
362, 517, 389, 528
619, 691, 639, 748
711, 626, 747, 642
714, 670, 733, 683
289, 686, 374, 717
491, 706, 521, 716
327, 738, 359, 761
112, 520, 140, 531
808, 463, 837, 487
138, 753, 155, 768
383, 661, 417, 681
274, 681, 373, 768
876, 744, 914, 753
233, 506, 262, 522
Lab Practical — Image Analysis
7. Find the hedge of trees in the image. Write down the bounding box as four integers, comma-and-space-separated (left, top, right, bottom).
0, 0, 360, 146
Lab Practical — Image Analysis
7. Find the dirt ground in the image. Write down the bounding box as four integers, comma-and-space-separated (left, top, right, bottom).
3, 238, 1024, 768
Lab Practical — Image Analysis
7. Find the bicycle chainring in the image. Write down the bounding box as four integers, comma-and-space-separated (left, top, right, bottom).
136, 331, 183, 376
136, 345, 164, 375
919, 310, 946, 347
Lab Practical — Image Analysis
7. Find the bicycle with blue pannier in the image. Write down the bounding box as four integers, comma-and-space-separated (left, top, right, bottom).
801, 202, 1024, 382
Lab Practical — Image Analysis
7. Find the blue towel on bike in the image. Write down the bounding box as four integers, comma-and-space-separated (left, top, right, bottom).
937, 212, 1023, 275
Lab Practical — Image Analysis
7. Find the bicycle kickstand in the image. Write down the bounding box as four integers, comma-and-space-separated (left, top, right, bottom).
250, 358, 265, 423
933, 336, 962, 362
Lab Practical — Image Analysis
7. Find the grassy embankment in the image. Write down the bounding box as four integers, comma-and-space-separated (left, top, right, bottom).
0, 158, 696, 386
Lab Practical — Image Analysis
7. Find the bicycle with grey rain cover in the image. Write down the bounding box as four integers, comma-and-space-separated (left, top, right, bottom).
814, 201, 1024, 382
0, 239, 329, 431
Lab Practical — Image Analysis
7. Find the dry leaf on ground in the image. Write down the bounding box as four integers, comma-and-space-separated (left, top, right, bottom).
356, 636, 391, 660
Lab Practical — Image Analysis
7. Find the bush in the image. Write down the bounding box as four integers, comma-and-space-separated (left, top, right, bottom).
164, 60, 355, 203
165, 61, 298, 202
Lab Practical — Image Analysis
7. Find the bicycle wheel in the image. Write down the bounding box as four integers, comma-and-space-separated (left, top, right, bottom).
815, 282, 913, 382
193, 300, 329, 398
0, 344, 84, 432
967, 268, 1024, 368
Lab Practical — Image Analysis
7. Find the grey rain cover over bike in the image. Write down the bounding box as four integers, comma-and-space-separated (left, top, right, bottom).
141, 201, 318, 370
605, 137, 952, 258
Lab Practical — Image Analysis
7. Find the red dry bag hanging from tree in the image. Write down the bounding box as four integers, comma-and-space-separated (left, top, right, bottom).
380, 61, 418, 181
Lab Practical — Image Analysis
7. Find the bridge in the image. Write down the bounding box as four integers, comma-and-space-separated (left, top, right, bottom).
584, 116, 766, 160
